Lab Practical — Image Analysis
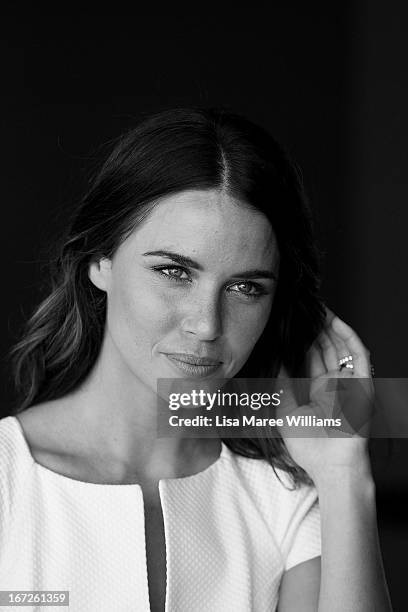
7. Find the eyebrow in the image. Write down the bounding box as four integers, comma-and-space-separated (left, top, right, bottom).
142, 250, 278, 281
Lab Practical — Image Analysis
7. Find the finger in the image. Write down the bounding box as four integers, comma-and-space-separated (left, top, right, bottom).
276, 365, 299, 415
325, 307, 354, 371
306, 342, 326, 378
331, 314, 367, 352
324, 305, 335, 326
318, 330, 339, 372
331, 316, 371, 377
326, 323, 349, 364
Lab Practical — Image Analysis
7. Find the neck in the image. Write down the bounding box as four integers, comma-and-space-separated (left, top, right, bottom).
59, 332, 221, 482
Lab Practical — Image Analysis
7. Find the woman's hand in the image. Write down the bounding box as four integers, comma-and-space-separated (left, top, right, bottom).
276, 309, 393, 612
277, 307, 375, 485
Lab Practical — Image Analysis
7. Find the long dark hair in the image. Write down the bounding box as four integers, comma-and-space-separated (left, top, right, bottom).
9, 107, 325, 486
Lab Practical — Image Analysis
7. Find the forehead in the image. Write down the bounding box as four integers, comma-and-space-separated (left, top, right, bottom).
122, 189, 278, 268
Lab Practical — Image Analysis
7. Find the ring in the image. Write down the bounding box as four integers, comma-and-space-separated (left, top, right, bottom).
339, 355, 354, 371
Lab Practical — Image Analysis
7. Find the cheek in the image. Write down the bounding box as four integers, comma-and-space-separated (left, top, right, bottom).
106, 277, 175, 351
226, 300, 273, 360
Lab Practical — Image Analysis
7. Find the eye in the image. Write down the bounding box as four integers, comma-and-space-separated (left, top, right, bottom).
228, 281, 268, 300
153, 265, 191, 282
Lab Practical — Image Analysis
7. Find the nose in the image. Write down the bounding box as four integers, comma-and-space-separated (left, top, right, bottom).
181, 292, 223, 341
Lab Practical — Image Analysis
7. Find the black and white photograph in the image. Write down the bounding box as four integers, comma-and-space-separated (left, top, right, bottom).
1, 4, 407, 611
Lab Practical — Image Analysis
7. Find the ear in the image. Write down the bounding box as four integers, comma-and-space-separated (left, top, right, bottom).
88, 257, 112, 292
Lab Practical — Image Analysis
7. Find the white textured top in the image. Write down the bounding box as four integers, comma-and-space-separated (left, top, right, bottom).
0, 415, 321, 611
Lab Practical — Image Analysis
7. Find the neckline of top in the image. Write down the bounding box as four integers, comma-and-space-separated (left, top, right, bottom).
9, 415, 230, 488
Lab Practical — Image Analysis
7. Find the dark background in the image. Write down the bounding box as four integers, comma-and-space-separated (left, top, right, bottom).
1, 3, 407, 609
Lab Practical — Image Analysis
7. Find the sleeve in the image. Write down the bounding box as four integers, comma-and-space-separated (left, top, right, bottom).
284, 492, 321, 570
0, 416, 30, 544
0, 419, 11, 545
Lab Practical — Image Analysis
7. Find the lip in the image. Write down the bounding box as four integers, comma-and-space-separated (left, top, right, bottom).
164, 353, 222, 366
164, 354, 222, 377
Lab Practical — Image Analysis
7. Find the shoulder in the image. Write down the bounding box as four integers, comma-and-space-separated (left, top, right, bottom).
8, 402, 93, 483
222, 445, 318, 509
0, 414, 37, 534
220, 447, 319, 546
0, 414, 34, 473
222, 450, 321, 569
0, 405, 73, 550
0, 400, 71, 487
12, 401, 67, 453
11, 399, 82, 465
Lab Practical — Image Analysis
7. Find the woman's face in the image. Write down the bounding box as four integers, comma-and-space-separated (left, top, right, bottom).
89, 189, 279, 393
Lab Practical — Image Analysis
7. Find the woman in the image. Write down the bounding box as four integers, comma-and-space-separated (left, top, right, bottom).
1, 108, 391, 611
